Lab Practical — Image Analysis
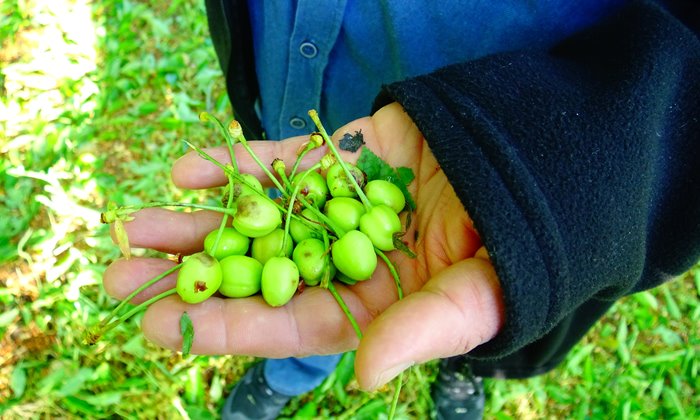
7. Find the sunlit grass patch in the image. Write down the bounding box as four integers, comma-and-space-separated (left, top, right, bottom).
1, 0, 232, 417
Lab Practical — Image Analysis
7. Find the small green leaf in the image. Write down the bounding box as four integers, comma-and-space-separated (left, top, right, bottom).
633, 291, 658, 311
58, 367, 94, 397
354, 399, 387, 419
122, 335, 146, 358
396, 166, 415, 185
208, 369, 222, 401
83, 391, 123, 407
137, 102, 159, 116
332, 380, 348, 406
184, 405, 217, 420
184, 365, 204, 405
616, 318, 630, 365
114, 219, 131, 260
393, 232, 416, 258
295, 401, 319, 418
662, 286, 681, 319
63, 396, 100, 416
662, 387, 686, 418
639, 349, 688, 366
38, 365, 67, 393
180, 312, 194, 356
10, 365, 27, 398
334, 351, 356, 386
0, 308, 19, 329
565, 343, 594, 374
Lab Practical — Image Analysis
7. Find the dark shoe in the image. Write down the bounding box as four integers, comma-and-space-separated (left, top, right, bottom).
431, 358, 485, 420
221, 362, 291, 420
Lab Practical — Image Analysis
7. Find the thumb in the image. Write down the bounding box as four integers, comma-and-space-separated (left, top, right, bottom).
354, 257, 504, 390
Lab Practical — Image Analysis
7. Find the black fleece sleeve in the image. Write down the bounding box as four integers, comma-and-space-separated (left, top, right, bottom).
374, 0, 700, 363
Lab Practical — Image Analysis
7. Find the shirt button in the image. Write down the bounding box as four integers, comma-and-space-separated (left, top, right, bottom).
299, 41, 318, 58
289, 117, 307, 130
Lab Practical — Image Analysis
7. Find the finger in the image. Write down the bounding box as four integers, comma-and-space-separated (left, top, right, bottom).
332, 102, 422, 170
171, 115, 382, 190
103, 258, 178, 304
140, 283, 376, 356
111, 208, 222, 255
172, 135, 323, 189
474, 246, 491, 260
354, 258, 504, 390
327, 117, 376, 164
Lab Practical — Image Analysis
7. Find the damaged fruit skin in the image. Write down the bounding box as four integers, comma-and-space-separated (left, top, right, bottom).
177, 252, 223, 304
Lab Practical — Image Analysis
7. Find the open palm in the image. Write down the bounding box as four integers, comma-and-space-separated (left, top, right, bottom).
103, 103, 504, 389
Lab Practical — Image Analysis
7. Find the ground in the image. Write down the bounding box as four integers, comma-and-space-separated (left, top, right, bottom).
1, 0, 698, 418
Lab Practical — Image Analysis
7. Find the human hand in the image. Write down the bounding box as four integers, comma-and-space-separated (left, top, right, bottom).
102, 102, 504, 390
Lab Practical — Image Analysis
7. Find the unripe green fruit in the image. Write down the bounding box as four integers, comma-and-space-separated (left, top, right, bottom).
292, 170, 329, 208
359, 205, 402, 251
223, 173, 263, 206
289, 208, 323, 243
218, 255, 263, 298
261, 257, 300, 307
235, 173, 264, 198
364, 179, 406, 213
324, 197, 366, 232
331, 230, 377, 281
309, 262, 336, 287
233, 194, 281, 238
335, 271, 357, 286
325, 163, 365, 198
203, 227, 250, 260
292, 238, 329, 286
176, 252, 222, 304
251, 228, 293, 264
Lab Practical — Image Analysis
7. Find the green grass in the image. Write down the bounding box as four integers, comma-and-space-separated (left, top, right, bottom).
1, 0, 698, 418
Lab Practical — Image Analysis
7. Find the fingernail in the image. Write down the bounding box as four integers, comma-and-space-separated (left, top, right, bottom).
370, 362, 414, 390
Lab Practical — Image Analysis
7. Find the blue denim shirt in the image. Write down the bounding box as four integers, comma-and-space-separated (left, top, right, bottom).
247, 0, 624, 139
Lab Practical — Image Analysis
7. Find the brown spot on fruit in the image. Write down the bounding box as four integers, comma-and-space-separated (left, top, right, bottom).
236, 195, 259, 217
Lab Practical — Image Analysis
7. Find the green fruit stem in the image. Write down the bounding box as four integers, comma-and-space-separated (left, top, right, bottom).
99, 263, 183, 329
207, 108, 246, 254
289, 133, 323, 180
288, 143, 314, 180
306, 113, 406, 420
378, 246, 406, 420
183, 139, 289, 210
308, 109, 373, 210
326, 280, 362, 340
115, 201, 237, 217
375, 249, 403, 300
99, 288, 178, 337
320, 229, 333, 290
210, 174, 237, 254
282, 163, 322, 254
113, 194, 282, 223
297, 195, 346, 238
199, 111, 239, 174
228, 120, 287, 194
182, 140, 253, 191
319, 226, 363, 340
273, 158, 292, 194
389, 373, 404, 420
